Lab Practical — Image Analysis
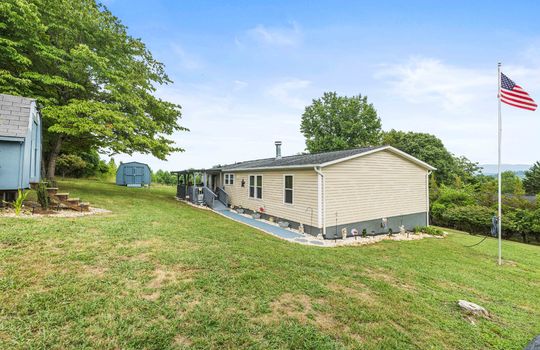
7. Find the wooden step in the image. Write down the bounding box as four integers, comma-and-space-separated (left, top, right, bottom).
55, 193, 69, 201
46, 187, 58, 194
67, 198, 80, 203
79, 202, 90, 212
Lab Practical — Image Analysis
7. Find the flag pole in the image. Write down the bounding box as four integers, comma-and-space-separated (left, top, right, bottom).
497, 62, 502, 266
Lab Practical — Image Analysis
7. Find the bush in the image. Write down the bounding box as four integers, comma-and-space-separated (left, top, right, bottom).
36, 181, 50, 210
414, 226, 444, 236
439, 205, 494, 234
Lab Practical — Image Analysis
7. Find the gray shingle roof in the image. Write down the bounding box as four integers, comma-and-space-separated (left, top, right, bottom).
0, 93, 35, 139
220, 146, 383, 170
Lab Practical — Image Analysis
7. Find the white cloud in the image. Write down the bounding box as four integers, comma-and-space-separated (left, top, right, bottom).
376, 57, 493, 112
239, 21, 302, 47
266, 78, 312, 109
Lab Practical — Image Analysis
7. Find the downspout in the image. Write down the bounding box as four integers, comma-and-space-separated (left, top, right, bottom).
314, 166, 326, 237
426, 170, 432, 226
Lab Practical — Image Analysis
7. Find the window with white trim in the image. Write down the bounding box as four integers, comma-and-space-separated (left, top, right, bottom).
284, 175, 293, 204
249, 175, 262, 199
224, 173, 234, 185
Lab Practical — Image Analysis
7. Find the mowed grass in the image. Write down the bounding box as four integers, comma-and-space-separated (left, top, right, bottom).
0, 179, 539, 350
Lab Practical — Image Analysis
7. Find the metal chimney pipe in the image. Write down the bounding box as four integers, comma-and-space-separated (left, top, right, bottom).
275, 141, 282, 159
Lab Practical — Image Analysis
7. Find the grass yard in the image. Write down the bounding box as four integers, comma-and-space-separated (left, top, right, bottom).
1, 179, 539, 349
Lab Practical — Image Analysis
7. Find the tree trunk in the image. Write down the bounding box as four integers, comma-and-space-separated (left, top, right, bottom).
46, 136, 63, 179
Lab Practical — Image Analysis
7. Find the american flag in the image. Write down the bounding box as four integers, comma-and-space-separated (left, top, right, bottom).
499, 72, 537, 111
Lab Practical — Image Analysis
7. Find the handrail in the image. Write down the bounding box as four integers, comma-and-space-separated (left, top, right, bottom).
202, 186, 217, 208
216, 187, 229, 206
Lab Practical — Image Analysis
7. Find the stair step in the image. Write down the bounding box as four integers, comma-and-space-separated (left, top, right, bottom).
56, 193, 69, 196
67, 198, 80, 202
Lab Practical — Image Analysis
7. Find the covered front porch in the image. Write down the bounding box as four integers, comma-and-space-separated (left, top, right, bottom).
171, 169, 229, 209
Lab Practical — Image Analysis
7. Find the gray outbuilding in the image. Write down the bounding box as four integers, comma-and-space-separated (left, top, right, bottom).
0, 94, 42, 199
116, 161, 151, 187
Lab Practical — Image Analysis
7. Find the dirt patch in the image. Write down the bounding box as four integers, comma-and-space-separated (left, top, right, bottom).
173, 334, 193, 347
141, 265, 199, 301
82, 265, 108, 278
327, 282, 378, 305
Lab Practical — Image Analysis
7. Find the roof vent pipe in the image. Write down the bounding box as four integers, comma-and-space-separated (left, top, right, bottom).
275, 141, 282, 159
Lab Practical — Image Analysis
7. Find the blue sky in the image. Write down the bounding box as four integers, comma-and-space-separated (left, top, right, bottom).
104, 0, 540, 170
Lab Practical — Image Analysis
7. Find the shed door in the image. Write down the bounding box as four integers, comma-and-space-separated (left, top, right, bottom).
134, 166, 144, 184
124, 166, 135, 184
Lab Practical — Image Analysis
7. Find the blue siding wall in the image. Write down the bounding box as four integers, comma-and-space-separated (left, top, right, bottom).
116, 162, 151, 186
0, 100, 41, 190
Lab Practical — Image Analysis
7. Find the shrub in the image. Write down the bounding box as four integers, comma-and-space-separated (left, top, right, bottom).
362, 228, 367, 238
36, 181, 50, 210
414, 226, 444, 236
439, 205, 494, 234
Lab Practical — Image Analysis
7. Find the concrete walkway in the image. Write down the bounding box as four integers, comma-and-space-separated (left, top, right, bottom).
213, 207, 327, 246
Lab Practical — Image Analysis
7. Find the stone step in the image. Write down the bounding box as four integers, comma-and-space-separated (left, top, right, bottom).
67, 198, 80, 202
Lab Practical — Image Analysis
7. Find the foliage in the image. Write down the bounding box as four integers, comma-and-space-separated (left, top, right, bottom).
300, 92, 382, 153
438, 205, 494, 234
414, 226, 444, 236
13, 189, 29, 215
0, 0, 186, 178
36, 181, 50, 210
361, 228, 367, 238
524, 161, 540, 195
55, 154, 87, 177
383, 129, 479, 185
501, 171, 524, 195
152, 169, 176, 185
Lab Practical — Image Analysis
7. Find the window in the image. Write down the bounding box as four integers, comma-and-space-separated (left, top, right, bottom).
249, 175, 263, 199
224, 173, 234, 185
284, 175, 293, 204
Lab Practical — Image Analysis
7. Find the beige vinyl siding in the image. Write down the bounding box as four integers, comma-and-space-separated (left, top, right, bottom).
323, 150, 428, 225
224, 169, 319, 227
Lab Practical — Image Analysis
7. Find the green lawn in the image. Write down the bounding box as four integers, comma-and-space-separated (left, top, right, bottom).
1, 179, 539, 349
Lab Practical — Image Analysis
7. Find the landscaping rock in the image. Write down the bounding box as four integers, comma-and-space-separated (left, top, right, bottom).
524, 335, 540, 350
458, 300, 488, 317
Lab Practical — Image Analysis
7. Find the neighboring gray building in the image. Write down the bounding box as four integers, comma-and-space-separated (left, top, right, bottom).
0, 94, 42, 198
116, 161, 151, 187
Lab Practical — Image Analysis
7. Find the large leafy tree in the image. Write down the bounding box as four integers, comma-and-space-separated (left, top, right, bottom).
0, 0, 186, 178
382, 129, 479, 185
300, 92, 382, 153
524, 161, 540, 195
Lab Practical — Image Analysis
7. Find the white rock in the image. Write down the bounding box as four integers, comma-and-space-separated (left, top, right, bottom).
458, 300, 488, 317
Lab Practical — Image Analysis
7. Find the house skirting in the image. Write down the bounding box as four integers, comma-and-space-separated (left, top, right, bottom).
233, 208, 427, 240
323, 212, 428, 239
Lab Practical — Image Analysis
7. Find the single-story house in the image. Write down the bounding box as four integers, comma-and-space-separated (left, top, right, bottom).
0, 93, 42, 201
116, 161, 152, 187
173, 142, 435, 239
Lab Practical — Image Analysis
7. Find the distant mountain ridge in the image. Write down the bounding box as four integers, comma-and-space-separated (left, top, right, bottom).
480, 164, 531, 177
